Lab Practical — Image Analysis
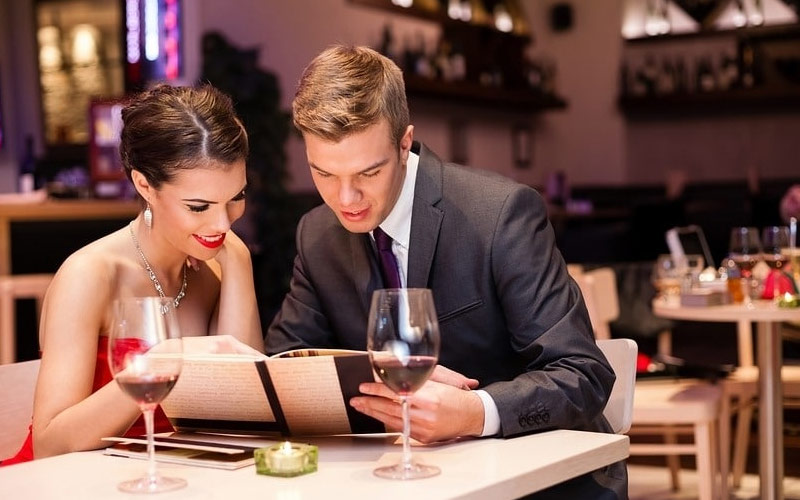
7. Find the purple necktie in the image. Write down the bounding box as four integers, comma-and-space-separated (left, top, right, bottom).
373, 227, 402, 289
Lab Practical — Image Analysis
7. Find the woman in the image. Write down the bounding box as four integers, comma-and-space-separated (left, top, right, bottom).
2, 84, 263, 463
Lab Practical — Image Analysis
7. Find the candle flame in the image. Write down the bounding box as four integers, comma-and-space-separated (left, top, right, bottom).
281, 441, 293, 454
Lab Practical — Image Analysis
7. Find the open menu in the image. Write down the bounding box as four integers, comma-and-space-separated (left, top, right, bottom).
157, 349, 384, 437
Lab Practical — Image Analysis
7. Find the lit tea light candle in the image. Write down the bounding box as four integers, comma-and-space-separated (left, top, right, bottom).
254, 441, 318, 477
273, 441, 304, 473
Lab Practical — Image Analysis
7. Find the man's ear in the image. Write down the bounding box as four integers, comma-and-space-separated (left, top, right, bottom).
400, 125, 414, 163
130, 170, 153, 203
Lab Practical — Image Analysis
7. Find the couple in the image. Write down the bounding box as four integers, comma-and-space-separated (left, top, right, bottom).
4, 45, 625, 499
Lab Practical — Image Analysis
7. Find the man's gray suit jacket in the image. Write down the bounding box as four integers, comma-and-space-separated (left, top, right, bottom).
267, 143, 627, 499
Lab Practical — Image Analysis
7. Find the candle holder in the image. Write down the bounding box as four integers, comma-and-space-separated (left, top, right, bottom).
255, 442, 318, 477
778, 293, 799, 308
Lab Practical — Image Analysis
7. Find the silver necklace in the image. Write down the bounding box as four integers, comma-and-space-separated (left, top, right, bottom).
128, 222, 187, 308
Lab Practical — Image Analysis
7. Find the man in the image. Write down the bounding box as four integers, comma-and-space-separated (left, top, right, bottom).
267, 45, 626, 498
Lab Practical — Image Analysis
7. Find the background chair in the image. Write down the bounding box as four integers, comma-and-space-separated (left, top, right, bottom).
597, 338, 638, 435
0, 359, 40, 459
722, 347, 800, 489
570, 265, 727, 500
0, 273, 52, 364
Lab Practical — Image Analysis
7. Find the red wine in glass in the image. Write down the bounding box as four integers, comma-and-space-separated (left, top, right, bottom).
730, 254, 758, 273
116, 374, 179, 408
763, 255, 789, 270
372, 355, 437, 396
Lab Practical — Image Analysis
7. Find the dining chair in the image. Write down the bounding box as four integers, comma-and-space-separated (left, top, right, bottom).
571, 266, 617, 340
0, 273, 53, 365
571, 266, 727, 500
0, 359, 40, 460
596, 338, 638, 435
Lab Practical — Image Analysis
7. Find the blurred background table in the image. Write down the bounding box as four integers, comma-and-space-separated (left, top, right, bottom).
653, 300, 800, 500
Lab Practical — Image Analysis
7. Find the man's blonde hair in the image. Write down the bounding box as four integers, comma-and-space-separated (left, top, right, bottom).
293, 45, 409, 147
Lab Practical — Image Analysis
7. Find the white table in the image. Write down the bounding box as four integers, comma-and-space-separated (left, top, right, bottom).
0, 430, 628, 499
653, 300, 800, 500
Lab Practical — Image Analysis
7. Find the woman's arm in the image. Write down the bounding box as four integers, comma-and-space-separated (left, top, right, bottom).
32, 253, 141, 458
207, 230, 263, 352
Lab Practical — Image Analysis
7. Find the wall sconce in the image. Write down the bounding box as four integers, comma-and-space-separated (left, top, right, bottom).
71, 24, 100, 66
494, 4, 514, 33
37, 26, 63, 71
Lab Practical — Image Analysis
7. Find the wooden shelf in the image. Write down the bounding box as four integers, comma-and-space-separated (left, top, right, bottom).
348, 0, 566, 113
348, 0, 532, 42
619, 86, 800, 115
405, 75, 567, 111
624, 22, 800, 44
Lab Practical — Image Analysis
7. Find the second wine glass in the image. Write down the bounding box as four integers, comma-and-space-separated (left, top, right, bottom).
108, 297, 184, 493
367, 288, 441, 480
763, 225, 790, 301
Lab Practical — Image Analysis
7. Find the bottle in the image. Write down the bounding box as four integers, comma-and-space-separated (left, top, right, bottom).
18, 135, 36, 193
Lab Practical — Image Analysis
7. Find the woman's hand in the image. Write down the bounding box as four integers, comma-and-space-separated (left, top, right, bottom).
186, 230, 250, 272
211, 230, 251, 270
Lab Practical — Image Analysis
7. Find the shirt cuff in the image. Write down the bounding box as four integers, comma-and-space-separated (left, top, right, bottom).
474, 389, 501, 437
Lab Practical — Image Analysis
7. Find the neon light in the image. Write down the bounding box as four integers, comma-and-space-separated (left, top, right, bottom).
126, 0, 140, 64
144, 0, 159, 61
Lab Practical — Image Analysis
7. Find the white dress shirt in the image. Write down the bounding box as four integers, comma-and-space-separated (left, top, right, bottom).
370, 150, 501, 437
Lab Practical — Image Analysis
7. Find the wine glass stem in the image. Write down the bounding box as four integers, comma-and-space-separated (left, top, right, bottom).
401, 396, 412, 470
144, 408, 157, 484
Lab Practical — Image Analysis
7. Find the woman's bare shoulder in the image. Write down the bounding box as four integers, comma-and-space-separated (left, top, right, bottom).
51, 228, 134, 294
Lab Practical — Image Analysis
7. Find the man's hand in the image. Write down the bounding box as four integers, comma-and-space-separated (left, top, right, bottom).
350, 380, 485, 443
429, 365, 479, 390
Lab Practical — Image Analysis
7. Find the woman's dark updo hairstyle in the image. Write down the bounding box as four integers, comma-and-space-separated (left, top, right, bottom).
120, 83, 248, 188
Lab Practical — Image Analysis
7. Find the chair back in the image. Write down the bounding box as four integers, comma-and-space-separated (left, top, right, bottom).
571, 267, 619, 340
0, 359, 40, 459
597, 338, 638, 434
0, 273, 53, 364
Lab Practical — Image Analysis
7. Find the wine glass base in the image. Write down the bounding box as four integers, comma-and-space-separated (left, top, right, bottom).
117, 475, 187, 494
373, 462, 440, 480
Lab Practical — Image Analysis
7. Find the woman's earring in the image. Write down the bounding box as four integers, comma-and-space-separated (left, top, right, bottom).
144, 203, 153, 229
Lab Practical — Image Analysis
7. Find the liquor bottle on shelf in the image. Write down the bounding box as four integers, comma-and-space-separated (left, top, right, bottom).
656, 58, 676, 95
18, 135, 36, 193
738, 38, 762, 89
674, 56, 689, 94
718, 51, 740, 91
696, 56, 716, 93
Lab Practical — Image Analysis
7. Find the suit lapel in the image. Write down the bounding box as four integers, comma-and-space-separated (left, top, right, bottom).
407, 143, 444, 288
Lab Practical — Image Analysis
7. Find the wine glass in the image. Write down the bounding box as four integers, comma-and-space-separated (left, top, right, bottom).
108, 297, 185, 493
762, 226, 790, 301
366, 288, 441, 480
729, 227, 761, 304
651, 254, 686, 303
729, 226, 761, 277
